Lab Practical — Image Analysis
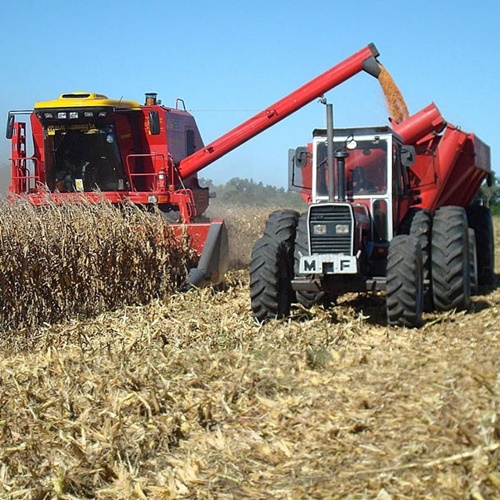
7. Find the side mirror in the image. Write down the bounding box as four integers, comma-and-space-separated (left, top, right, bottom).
401, 145, 416, 167
149, 110, 160, 135
294, 146, 309, 168
288, 146, 311, 192
6, 113, 14, 139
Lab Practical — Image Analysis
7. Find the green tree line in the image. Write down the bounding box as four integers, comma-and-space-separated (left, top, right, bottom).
200, 177, 305, 208
476, 172, 500, 215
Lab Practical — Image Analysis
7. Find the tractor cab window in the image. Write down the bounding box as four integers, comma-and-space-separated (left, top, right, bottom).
45, 124, 127, 192
315, 138, 388, 197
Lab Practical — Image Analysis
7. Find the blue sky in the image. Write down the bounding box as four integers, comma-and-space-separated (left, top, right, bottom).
0, 0, 498, 187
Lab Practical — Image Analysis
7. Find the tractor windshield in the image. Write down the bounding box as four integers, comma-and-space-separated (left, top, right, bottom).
316, 138, 388, 197
44, 124, 127, 193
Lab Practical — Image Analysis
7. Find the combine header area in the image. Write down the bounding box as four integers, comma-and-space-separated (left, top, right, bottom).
6, 44, 381, 288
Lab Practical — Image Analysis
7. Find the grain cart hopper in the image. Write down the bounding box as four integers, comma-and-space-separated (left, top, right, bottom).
6, 44, 382, 287
251, 98, 493, 327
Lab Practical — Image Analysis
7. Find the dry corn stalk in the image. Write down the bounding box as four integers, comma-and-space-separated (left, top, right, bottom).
0, 198, 196, 330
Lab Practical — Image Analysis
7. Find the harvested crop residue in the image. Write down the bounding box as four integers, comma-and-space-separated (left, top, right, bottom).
0, 206, 498, 498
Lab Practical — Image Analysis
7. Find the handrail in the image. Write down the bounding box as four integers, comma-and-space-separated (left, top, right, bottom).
125, 153, 167, 191
10, 157, 40, 194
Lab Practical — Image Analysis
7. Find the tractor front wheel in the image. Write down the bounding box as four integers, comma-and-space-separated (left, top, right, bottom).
386, 234, 424, 328
250, 210, 299, 321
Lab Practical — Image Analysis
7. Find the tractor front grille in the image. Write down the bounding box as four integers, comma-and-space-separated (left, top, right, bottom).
309, 204, 353, 255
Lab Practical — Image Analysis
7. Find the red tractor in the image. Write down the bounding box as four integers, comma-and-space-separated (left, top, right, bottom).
250, 101, 493, 327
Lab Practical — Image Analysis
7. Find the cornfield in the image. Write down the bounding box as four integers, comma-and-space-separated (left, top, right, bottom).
0, 198, 196, 331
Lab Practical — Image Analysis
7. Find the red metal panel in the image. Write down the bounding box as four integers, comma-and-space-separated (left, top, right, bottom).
393, 103, 445, 145
395, 104, 491, 212
171, 221, 215, 255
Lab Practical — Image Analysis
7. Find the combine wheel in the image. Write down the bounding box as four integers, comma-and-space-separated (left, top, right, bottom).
469, 229, 479, 295
250, 210, 299, 321
431, 206, 471, 311
466, 205, 495, 289
293, 212, 332, 308
386, 234, 424, 328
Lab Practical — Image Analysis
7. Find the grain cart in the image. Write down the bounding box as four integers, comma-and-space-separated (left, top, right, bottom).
250, 100, 493, 327
6, 44, 381, 287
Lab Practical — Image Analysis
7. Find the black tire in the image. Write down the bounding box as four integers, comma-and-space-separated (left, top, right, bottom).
431, 206, 471, 311
402, 209, 432, 311
250, 210, 299, 321
293, 212, 331, 308
466, 205, 495, 289
386, 234, 424, 328
469, 228, 479, 295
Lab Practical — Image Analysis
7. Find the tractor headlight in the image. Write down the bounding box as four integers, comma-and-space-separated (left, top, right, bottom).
335, 224, 350, 234
57, 112, 67, 119
312, 224, 327, 235
147, 195, 158, 204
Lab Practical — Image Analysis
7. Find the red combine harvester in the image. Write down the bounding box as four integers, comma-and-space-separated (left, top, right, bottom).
251, 99, 493, 327
6, 44, 381, 288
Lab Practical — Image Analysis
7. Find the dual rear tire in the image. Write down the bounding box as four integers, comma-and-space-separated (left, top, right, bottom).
386, 234, 424, 327
431, 206, 471, 311
466, 205, 495, 289
387, 204, 492, 326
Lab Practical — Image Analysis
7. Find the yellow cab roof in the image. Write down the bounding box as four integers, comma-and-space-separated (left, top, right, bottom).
34, 92, 141, 110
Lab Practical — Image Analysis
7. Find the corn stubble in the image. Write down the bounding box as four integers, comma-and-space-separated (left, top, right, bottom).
0, 205, 499, 498
0, 199, 196, 330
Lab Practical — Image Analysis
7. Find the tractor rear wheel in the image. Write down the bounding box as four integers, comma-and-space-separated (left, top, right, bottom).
250, 210, 299, 321
386, 234, 424, 328
466, 204, 495, 289
431, 206, 471, 311
293, 212, 332, 309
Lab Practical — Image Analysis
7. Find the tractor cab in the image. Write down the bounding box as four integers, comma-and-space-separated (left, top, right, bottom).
291, 126, 414, 245
289, 124, 415, 286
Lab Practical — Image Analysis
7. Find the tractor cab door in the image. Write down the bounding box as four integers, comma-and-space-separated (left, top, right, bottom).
392, 142, 415, 229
